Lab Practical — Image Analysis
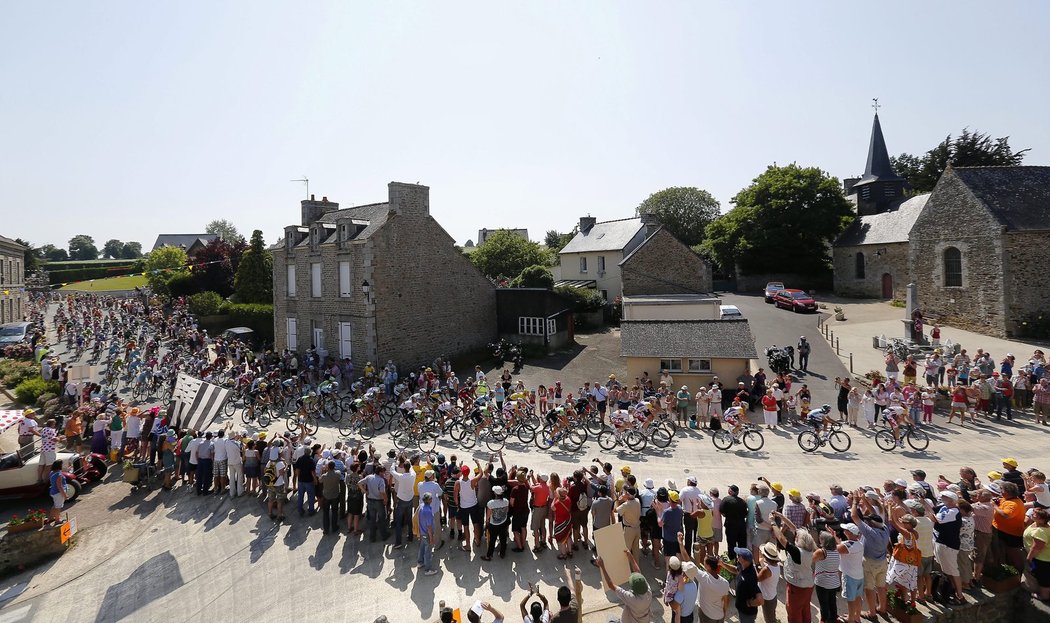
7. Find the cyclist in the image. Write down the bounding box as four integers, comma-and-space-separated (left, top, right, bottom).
806, 403, 836, 434
882, 404, 905, 447
722, 402, 746, 437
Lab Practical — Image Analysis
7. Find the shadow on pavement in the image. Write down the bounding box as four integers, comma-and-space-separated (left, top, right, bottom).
94, 551, 183, 623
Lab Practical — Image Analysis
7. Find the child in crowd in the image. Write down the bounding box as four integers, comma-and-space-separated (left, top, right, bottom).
921, 388, 935, 423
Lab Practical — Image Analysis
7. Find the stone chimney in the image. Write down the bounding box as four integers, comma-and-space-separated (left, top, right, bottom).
639, 212, 661, 237
579, 216, 597, 233
301, 194, 339, 226
388, 182, 430, 217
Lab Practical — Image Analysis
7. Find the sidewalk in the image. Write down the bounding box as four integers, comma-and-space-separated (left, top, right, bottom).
815, 297, 1046, 379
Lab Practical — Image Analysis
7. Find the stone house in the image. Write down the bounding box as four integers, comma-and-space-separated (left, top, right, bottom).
908, 165, 1050, 338
556, 216, 647, 303
0, 235, 27, 323
152, 234, 218, 259
620, 224, 712, 297
271, 182, 497, 369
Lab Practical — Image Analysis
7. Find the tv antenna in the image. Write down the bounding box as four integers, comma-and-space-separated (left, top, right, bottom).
291, 176, 309, 198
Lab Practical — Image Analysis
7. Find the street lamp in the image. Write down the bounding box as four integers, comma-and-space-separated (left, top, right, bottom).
361, 280, 371, 301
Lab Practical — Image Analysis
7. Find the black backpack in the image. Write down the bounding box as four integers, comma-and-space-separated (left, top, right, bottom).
709, 415, 722, 430
930, 572, 953, 605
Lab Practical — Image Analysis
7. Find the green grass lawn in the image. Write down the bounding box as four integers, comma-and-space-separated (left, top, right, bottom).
58, 274, 148, 292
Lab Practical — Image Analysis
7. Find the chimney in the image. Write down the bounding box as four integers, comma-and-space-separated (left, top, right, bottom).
843, 177, 860, 195
388, 181, 430, 217
301, 196, 339, 226
579, 216, 597, 233
639, 212, 660, 237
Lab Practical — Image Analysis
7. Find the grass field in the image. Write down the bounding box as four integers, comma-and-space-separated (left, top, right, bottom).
58, 274, 148, 292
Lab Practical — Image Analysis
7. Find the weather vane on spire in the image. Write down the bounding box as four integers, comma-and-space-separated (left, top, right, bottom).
872, 98, 881, 113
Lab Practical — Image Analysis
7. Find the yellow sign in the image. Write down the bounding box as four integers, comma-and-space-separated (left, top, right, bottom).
60, 517, 78, 544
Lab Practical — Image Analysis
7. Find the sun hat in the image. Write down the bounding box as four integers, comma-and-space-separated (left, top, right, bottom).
865, 491, 880, 501
492, 486, 504, 496
644, 478, 655, 489
787, 488, 801, 498
687, 476, 697, 485
760, 542, 781, 560
841, 523, 861, 535
621, 466, 631, 474
683, 561, 699, 580
986, 482, 1003, 496
656, 487, 669, 502
894, 478, 908, 487
940, 491, 959, 502
771, 482, 783, 492
988, 471, 1003, 481
1002, 458, 1018, 468
668, 556, 682, 570
629, 572, 649, 595
668, 491, 680, 503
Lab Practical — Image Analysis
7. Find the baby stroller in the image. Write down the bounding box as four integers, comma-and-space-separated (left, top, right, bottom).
123, 461, 159, 492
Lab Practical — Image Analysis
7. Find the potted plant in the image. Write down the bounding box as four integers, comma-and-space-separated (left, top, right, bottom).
6, 509, 49, 534
982, 563, 1021, 593
886, 587, 922, 623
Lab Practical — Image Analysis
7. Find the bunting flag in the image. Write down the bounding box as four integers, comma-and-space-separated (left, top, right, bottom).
0, 410, 26, 434
171, 372, 229, 432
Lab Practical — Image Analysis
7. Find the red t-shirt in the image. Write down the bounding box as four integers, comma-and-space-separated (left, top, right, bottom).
530, 482, 550, 508
762, 395, 778, 411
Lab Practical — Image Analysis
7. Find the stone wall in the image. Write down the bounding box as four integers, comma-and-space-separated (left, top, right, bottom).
832, 242, 909, 299
734, 270, 833, 294
370, 184, 497, 369
621, 228, 713, 296
1003, 231, 1050, 336
0, 237, 26, 324
0, 524, 68, 577
909, 172, 1007, 337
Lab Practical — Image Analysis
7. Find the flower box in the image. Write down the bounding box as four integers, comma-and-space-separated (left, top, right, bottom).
981, 573, 1021, 594
7, 520, 44, 534
888, 605, 923, 623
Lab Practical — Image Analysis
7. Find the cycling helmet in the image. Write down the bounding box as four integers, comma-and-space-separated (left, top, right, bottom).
258, 382, 268, 390
821, 404, 831, 413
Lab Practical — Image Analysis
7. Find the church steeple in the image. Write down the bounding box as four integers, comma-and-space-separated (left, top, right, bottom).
848, 106, 908, 216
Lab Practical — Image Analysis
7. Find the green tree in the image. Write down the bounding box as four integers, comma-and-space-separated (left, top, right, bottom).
102, 239, 124, 259
143, 245, 190, 297
234, 230, 273, 303
636, 186, 721, 247
40, 245, 68, 262
120, 241, 143, 258
510, 264, 555, 289
891, 128, 1029, 193
469, 229, 552, 280
701, 164, 854, 275
68, 235, 99, 261
544, 229, 576, 253
13, 238, 40, 273
206, 219, 245, 243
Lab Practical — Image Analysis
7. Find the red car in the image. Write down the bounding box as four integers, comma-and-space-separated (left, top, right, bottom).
773, 289, 818, 313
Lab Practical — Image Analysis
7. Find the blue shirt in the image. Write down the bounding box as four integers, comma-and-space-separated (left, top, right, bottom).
857, 519, 890, 560
49, 471, 65, 496
661, 505, 684, 541
418, 504, 435, 537
674, 579, 699, 617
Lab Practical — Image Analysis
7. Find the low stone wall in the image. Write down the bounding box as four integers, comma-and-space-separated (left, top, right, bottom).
0, 524, 69, 577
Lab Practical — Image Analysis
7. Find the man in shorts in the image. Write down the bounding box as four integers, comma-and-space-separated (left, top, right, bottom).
528, 472, 550, 552
265, 457, 288, 522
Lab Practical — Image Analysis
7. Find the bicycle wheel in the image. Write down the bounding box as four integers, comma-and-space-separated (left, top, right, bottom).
448, 420, 467, 442
797, 431, 819, 453
625, 430, 647, 452
906, 428, 930, 451
585, 416, 605, 437
417, 432, 436, 453
285, 414, 300, 433
712, 430, 734, 451
484, 432, 505, 452
240, 408, 254, 426
459, 427, 478, 449
828, 431, 851, 453
562, 429, 586, 452
338, 419, 356, 438
535, 424, 555, 450
742, 430, 765, 451
649, 426, 673, 449
874, 430, 897, 451
379, 402, 398, 424
597, 429, 619, 451
516, 422, 536, 444
257, 405, 272, 428
325, 399, 342, 422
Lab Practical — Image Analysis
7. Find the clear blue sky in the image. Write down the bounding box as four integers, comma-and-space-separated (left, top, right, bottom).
3, 1, 1048, 250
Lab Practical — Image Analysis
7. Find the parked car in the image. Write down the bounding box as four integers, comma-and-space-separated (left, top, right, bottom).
763, 282, 785, 303
0, 425, 88, 501
221, 327, 259, 349
719, 304, 743, 319
773, 289, 818, 313
0, 321, 36, 346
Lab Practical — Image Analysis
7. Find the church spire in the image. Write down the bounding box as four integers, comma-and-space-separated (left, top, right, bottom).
860, 111, 904, 184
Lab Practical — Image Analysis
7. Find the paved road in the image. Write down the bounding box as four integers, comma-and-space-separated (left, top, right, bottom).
2, 302, 1048, 623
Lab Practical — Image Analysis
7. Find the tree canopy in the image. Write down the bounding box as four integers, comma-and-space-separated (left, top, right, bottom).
144, 245, 189, 297
510, 264, 554, 289
188, 237, 246, 297
469, 229, 552, 281
701, 164, 854, 275
103, 239, 124, 259
13, 238, 40, 273
39, 244, 68, 262
891, 128, 1029, 193
234, 230, 273, 303
121, 241, 143, 258
68, 235, 99, 261
636, 186, 721, 247
544, 229, 575, 253
206, 219, 245, 243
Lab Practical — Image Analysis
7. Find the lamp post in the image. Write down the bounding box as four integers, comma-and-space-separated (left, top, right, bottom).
361, 280, 371, 302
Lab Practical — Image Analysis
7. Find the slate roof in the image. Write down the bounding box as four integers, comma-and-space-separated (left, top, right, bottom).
0, 235, 27, 249
853, 113, 905, 187
835, 194, 930, 246
152, 233, 218, 251
620, 319, 758, 360
560, 217, 644, 254
317, 202, 391, 240
951, 166, 1050, 232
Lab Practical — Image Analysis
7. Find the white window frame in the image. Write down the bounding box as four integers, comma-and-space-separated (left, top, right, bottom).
546, 318, 556, 336
597, 255, 606, 272
339, 261, 352, 297
286, 318, 297, 351
286, 264, 296, 297
519, 317, 545, 336
687, 359, 712, 373
310, 262, 321, 298
659, 358, 683, 373
338, 322, 352, 359
579, 256, 587, 273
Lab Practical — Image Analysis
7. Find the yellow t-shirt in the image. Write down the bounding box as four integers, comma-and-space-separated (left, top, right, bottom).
1023, 524, 1050, 562
696, 508, 714, 539
412, 463, 431, 497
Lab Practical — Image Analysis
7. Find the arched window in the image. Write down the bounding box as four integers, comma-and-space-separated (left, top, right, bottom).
855, 252, 866, 279
943, 247, 962, 287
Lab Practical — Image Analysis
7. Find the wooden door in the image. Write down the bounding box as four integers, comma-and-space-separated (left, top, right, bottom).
881, 273, 893, 299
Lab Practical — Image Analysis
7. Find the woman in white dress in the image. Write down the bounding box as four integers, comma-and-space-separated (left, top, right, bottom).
886, 513, 921, 604
861, 389, 877, 429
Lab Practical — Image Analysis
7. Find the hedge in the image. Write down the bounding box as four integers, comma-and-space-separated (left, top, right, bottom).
0, 360, 38, 389
48, 266, 139, 286
14, 378, 61, 406
553, 285, 605, 312
189, 291, 224, 316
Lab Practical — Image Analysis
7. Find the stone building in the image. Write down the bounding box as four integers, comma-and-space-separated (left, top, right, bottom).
556, 215, 647, 303
908, 165, 1050, 338
0, 235, 27, 324
620, 223, 712, 297
833, 113, 928, 300
271, 182, 497, 369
